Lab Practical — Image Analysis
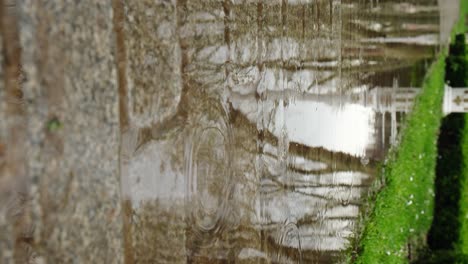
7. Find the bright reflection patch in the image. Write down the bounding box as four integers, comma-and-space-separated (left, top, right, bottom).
274, 100, 375, 157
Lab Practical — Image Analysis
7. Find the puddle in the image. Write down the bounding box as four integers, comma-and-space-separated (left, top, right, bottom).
120, 1, 447, 263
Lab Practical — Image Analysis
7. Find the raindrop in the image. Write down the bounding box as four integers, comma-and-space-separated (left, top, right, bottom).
341, 198, 351, 206
360, 157, 369, 166
274, 219, 303, 264
186, 126, 232, 234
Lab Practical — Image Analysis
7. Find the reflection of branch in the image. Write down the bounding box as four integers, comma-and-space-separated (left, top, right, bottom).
259, 171, 362, 206
306, 72, 337, 91
285, 179, 369, 189
233, 105, 378, 174
113, 0, 135, 261
297, 215, 358, 226
293, 189, 362, 207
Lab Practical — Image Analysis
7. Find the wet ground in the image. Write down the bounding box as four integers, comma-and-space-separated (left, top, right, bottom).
0, 0, 459, 263
121, 1, 443, 263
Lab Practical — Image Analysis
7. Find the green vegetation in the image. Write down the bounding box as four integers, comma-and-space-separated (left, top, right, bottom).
347, 3, 468, 263
417, 116, 468, 259
420, 112, 466, 263
455, 5, 468, 254
460, 113, 468, 255
414, 36, 468, 264
348, 49, 445, 264
446, 34, 468, 87
46, 117, 62, 132
451, 0, 468, 38
432, 35, 467, 246
416, 33, 468, 264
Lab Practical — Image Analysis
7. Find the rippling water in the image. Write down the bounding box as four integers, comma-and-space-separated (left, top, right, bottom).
0, 0, 453, 263
121, 1, 444, 263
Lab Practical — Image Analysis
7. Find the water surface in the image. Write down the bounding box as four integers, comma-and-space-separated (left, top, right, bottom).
122, 0, 443, 263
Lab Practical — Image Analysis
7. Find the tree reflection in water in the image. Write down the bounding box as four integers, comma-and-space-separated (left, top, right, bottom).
120, 0, 442, 263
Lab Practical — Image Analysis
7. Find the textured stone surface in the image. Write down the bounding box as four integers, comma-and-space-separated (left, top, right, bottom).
0, 17, 11, 264
0, 0, 29, 262
13, 0, 123, 262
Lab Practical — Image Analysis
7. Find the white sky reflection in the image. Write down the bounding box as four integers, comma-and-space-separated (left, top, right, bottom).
274, 100, 375, 157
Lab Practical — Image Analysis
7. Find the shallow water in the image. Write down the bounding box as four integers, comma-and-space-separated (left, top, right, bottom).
121, 0, 443, 263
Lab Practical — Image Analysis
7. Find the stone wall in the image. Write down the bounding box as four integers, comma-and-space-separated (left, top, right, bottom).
0, 0, 124, 262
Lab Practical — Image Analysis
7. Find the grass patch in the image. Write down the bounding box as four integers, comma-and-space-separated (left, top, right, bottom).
415, 29, 468, 264
348, 49, 445, 264
346, 3, 468, 263
420, 5, 468, 263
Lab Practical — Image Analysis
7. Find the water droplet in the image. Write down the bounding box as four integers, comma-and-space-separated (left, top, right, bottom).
341, 199, 351, 206
186, 126, 232, 233
360, 157, 369, 166
274, 220, 302, 263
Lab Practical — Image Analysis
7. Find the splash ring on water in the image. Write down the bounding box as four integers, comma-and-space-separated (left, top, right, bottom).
273, 218, 303, 264
185, 124, 234, 235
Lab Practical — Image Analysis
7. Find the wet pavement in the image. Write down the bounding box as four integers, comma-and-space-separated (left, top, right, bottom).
122, 1, 442, 263
0, 0, 459, 263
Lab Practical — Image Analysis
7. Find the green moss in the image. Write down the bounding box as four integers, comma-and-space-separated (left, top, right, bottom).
46, 117, 62, 132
